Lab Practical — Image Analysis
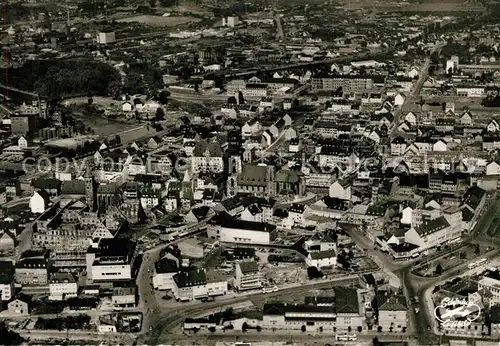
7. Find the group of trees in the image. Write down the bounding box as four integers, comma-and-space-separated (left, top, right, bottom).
0, 322, 24, 345
35, 315, 91, 331
0, 60, 121, 98
337, 249, 354, 269
122, 65, 163, 96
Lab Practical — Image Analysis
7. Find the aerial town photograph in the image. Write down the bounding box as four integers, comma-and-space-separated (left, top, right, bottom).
2, 0, 500, 345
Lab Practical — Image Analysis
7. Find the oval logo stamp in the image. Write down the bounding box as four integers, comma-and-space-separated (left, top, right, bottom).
434, 297, 481, 329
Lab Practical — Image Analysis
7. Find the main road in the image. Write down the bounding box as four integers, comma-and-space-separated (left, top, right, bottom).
391, 42, 445, 139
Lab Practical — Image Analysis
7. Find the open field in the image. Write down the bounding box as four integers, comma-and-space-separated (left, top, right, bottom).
116, 15, 201, 27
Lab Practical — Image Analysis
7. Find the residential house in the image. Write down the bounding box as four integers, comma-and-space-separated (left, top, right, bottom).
461, 186, 486, 231
375, 293, 408, 332
0, 230, 16, 252
394, 93, 406, 106
153, 255, 179, 290
306, 250, 337, 268
329, 179, 352, 200
7, 295, 32, 315
391, 137, 407, 156
30, 189, 50, 214
242, 119, 262, 138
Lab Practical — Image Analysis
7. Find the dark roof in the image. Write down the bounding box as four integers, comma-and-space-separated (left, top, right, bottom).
334, 287, 359, 314
190, 206, 211, 221
415, 216, 450, 236
61, 180, 86, 195
233, 247, 255, 258
173, 269, 207, 288
321, 197, 350, 210
15, 257, 47, 269
97, 238, 136, 258
388, 242, 419, 253
32, 178, 60, 191
193, 140, 223, 157
155, 257, 178, 274
237, 164, 273, 186
463, 186, 485, 210
10, 293, 32, 305
238, 261, 259, 274
305, 296, 336, 306
309, 249, 336, 260
219, 218, 276, 233
377, 293, 408, 311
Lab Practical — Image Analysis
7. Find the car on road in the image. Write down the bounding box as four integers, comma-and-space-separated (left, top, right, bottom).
414, 307, 420, 314
262, 286, 279, 293
414, 296, 419, 303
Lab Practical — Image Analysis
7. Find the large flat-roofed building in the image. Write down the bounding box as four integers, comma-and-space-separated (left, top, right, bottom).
86, 238, 137, 282
207, 215, 276, 245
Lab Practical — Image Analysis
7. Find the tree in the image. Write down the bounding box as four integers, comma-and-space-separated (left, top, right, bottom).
149, 0, 156, 6
319, 326, 323, 332
242, 322, 248, 332
475, 244, 480, 255
157, 90, 169, 104
435, 264, 443, 275
256, 326, 262, 332
107, 80, 123, 99
155, 108, 165, 121
88, 97, 93, 105
159, 0, 176, 6
208, 326, 216, 333
373, 337, 380, 346
0, 322, 24, 345
301, 325, 306, 332
377, 326, 382, 332
307, 266, 323, 279
124, 72, 146, 95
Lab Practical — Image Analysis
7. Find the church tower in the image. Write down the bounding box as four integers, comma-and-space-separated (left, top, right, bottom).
84, 165, 96, 211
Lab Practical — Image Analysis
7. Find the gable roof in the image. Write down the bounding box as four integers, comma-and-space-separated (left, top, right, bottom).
462, 186, 485, 210
415, 216, 450, 236
173, 269, 207, 288
334, 287, 359, 314
377, 294, 407, 311
309, 249, 336, 260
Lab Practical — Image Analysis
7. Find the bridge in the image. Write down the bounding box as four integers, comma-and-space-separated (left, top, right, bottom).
0, 83, 42, 98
